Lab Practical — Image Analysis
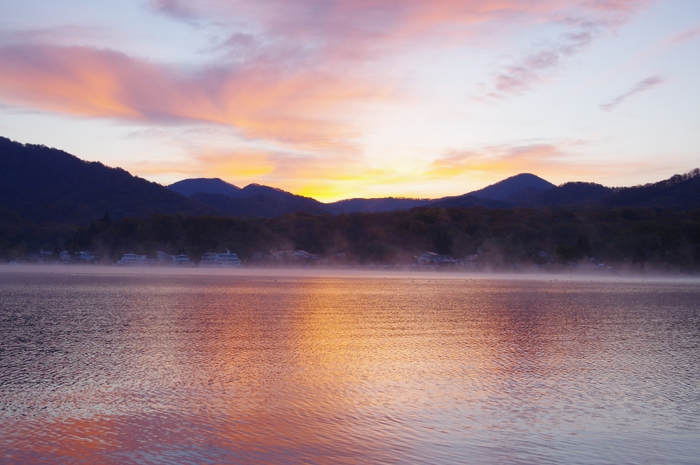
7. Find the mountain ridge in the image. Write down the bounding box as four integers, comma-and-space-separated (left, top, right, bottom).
2, 136, 699, 225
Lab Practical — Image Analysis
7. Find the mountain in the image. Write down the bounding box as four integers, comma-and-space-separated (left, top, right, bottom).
0, 137, 221, 224
458, 170, 700, 210
189, 192, 331, 217
420, 174, 553, 209
168, 178, 241, 197
329, 198, 429, 213
600, 170, 700, 209
169, 178, 332, 217
469, 173, 556, 201
169, 179, 433, 215
518, 182, 614, 207
3, 136, 699, 227
513, 171, 700, 210
426, 195, 510, 209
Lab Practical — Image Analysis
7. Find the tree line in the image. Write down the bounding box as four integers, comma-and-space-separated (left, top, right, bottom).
3, 206, 700, 271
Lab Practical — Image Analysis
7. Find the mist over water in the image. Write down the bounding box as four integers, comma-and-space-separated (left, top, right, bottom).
1, 269, 699, 464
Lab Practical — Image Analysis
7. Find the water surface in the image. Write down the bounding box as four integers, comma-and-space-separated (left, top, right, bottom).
1, 270, 699, 464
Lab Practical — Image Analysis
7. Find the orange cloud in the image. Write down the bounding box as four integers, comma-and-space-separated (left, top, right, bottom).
427, 141, 648, 182
0, 44, 382, 150
0, 0, 651, 155
430, 144, 564, 176
153, 0, 649, 100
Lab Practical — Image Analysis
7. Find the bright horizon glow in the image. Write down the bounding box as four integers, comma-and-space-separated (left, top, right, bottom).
1, 0, 699, 201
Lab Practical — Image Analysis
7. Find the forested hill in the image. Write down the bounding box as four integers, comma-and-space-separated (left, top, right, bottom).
0, 137, 221, 223
48, 207, 700, 272
2, 136, 699, 227
172, 171, 700, 214
171, 180, 333, 216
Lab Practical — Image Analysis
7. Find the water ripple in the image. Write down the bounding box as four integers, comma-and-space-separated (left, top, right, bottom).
1, 273, 699, 464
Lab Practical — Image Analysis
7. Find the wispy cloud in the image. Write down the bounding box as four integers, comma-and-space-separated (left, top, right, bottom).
150, 0, 200, 24
429, 143, 575, 177
600, 75, 665, 112
0, 43, 383, 150
668, 26, 700, 45
482, 1, 650, 99
0, 0, 654, 183
425, 138, 652, 180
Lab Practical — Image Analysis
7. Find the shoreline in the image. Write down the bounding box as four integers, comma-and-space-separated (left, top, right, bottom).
1, 263, 699, 284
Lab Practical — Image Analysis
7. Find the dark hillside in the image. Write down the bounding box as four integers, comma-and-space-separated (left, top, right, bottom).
0, 137, 220, 224
190, 192, 331, 217
427, 195, 510, 209
168, 178, 332, 216
522, 182, 614, 207
468, 173, 555, 201
168, 178, 241, 197
330, 197, 429, 213
49, 207, 700, 272
602, 170, 700, 209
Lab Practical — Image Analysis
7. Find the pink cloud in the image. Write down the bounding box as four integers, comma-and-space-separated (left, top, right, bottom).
600, 75, 665, 112
425, 139, 647, 180
152, 1, 648, 67
0, 0, 653, 154
484, 1, 650, 99
668, 26, 700, 45
429, 143, 572, 177
0, 43, 383, 149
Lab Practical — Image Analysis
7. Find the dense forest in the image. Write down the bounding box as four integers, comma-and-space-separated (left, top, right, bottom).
3, 206, 700, 272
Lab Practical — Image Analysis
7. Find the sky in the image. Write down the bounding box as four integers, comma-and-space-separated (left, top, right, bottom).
0, 0, 699, 201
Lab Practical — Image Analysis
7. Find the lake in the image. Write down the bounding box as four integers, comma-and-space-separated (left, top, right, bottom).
1, 267, 699, 464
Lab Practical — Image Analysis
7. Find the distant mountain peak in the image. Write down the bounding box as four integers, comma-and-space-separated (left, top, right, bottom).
469, 173, 555, 201
168, 178, 241, 198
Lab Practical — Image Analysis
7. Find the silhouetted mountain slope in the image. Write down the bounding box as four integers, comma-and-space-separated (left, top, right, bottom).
330, 198, 429, 213
164, 169, 700, 213
469, 173, 555, 201
4, 135, 699, 227
517, 182, 614, 207
169, 178, 302, 201
237, 183, 298, 200
168, 178, 241, 197
168, 178, 332, 217
476, 171, 700, 210
426, 195, 510, 209
601, 169, 700, 209
0, 137, 220, 224
190, 192, 331, 217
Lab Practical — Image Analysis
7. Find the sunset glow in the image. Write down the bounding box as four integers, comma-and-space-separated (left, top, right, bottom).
1, 0, 698, 200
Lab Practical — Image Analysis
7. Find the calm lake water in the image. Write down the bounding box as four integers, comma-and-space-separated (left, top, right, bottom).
1, 269, 699, 464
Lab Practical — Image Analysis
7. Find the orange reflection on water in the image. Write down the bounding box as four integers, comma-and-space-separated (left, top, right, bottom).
4, 274, 698, 464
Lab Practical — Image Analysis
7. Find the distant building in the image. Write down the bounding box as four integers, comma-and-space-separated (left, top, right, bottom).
156, 251, 174, 264
118, 253, 147, 265
417, 251, 457, 266
76, 251, 96, 261
295, 250, 318, 260
172, 254, 194, 266
200, 250, 241, 267
417, 252, 440, 264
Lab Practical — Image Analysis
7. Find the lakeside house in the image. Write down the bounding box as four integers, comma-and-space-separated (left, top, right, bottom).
273, 250, 318, 261
117, 251, 195, 266
155, 251, 194, 266
417, 251, 457, 266
200, 250, 242, 267
117, 253, 147, 266
58, 250, 97, 262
